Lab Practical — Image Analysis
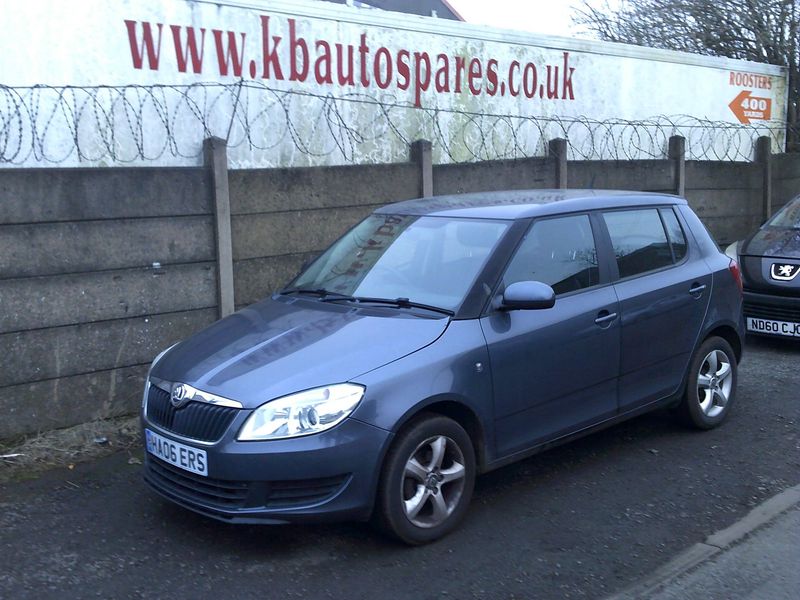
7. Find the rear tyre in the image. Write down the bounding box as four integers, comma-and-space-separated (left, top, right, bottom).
678, 336, 737, 430
374, 414, 475, 545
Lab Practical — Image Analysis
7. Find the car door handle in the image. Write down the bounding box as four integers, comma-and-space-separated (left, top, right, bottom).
594, 311, 618, 326
689, 283, 707, 296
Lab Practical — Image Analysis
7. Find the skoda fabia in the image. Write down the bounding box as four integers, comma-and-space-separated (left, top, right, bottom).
142, 190, 744, 544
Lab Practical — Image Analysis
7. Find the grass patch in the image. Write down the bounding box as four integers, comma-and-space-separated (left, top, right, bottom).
0, 415, 141, 483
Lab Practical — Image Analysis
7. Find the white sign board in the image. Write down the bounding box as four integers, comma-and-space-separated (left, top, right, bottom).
0, 0, 789, 167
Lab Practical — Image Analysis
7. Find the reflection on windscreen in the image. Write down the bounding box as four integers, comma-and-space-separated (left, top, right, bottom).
292, 214, 509, 310
766, 197, 800, 229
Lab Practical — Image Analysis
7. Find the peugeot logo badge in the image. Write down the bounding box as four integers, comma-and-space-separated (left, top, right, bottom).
170, 383, 190, 409
770, 263, 799, 281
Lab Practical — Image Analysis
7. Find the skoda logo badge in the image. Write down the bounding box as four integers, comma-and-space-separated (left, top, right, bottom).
170, 383, 190, 409
770, 263, 799, 281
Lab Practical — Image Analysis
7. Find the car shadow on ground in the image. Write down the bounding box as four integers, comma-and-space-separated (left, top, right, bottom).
744, 333, 800, 353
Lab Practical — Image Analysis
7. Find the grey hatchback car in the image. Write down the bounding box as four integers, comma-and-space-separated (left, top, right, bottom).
142, 190, 745, 544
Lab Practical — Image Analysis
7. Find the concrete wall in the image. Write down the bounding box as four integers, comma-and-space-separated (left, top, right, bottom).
433, 157, 557, 195
569, 160, 675, 194
0, 140, 794, 441
0, 168, 219, 439
684, 161, 763, 245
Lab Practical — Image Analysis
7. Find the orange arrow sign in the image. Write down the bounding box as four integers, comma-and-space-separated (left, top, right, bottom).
729, 90, 772, 124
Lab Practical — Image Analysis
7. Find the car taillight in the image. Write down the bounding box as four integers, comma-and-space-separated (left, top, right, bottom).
728, 259, 743, 294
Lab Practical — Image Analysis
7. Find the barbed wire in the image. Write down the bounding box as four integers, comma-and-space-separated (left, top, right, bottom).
0, 82, 791, 166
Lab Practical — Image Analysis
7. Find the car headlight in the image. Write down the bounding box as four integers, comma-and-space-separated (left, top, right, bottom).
724, 241, 739, 260
238, 383, 365, 441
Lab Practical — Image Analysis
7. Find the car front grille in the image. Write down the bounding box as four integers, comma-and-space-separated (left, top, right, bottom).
146, 385, 239, 443
744, 301, 800, 322
145, 456, 351, 511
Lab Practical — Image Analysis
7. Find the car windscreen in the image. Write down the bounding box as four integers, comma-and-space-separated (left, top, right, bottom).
289, 214, 509, 311
765, 197, 800, 229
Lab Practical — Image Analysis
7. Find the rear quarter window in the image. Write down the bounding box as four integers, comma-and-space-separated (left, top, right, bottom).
660, 207, 688, 261
677, 205, 721, 255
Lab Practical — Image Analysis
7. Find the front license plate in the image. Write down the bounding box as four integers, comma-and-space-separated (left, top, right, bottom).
747, 317, 800, 338
145, 429, 208, 476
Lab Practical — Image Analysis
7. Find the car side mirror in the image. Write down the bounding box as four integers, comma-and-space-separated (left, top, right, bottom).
501, 281, 556, 311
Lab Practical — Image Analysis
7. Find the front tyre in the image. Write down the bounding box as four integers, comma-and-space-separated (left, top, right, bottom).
375, 414, 475, 545
678, 336, 738, 429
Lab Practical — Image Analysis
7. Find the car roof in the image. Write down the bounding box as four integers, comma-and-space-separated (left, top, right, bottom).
374, 189, 687, 220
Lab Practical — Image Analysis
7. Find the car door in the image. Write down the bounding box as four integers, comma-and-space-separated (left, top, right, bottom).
480, 213, 621, 458
601, 206, 712, 411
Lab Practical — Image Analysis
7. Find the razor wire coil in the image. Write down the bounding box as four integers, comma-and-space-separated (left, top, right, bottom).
0, 82, 791, 166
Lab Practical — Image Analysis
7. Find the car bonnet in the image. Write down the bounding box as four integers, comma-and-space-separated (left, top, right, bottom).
150, 296, 450, 408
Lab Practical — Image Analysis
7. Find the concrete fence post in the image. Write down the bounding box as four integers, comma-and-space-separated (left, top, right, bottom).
668, 135, 686, 197
755, 136, 773, 221
411, 139, 433, 197
203, 137, 235, 319
548, 138, 568, 189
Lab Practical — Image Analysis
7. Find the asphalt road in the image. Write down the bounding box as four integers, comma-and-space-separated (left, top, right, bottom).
1, 336, 798, 600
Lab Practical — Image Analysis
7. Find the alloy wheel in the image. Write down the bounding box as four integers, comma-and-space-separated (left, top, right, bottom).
401, 435, 466, 528
696, 349, 733, 418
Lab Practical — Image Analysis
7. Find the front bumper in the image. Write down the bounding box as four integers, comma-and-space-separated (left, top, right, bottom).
743, 289, 800, 339
142, 415, 393, 524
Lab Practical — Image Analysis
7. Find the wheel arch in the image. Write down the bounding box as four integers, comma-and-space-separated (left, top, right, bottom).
392, 397, 489, 472
703, 324, 743, 363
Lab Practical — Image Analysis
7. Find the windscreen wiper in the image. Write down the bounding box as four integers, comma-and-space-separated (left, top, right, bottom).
282, 289, 454, 316
279, 288, 353, 300
322, 295, 454, 316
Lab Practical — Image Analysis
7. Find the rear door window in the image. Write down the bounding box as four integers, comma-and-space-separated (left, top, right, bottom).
603, 209, 674, 278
